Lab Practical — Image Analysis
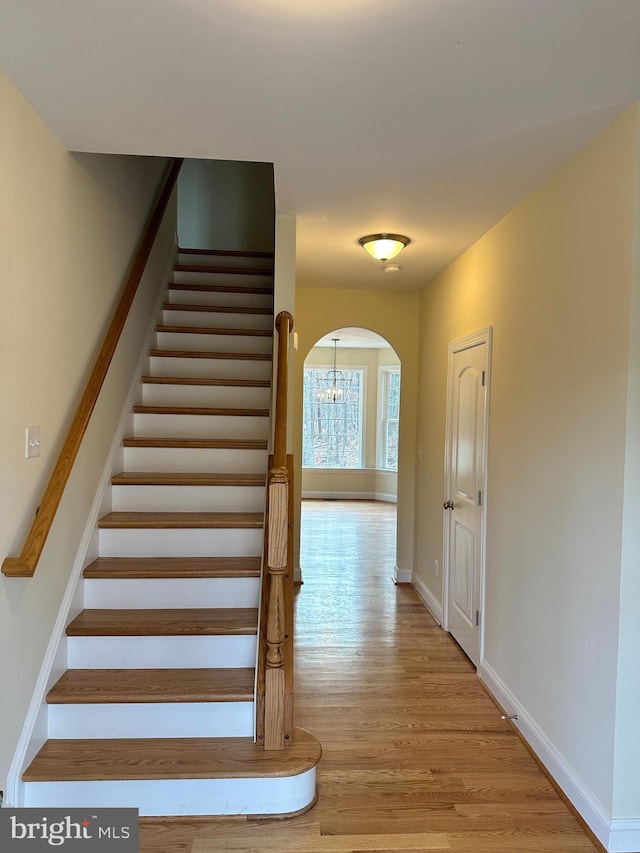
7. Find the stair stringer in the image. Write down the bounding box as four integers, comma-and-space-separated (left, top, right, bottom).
7, 273, 172, 808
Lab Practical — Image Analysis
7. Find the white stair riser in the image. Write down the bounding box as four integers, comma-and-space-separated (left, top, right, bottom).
111, 484, 266, 513
99, 527, 264, 558
168, 288, 273, 309
84, 577, 260, 609
48, 702, 253, 739
148, 355, 272, 381
173, 269, 273, 288
133, 413, 269, 440
163, 309, 272, 331
156, 331, 272, 355
123, 446, 268, 474
177, 253, 273, 272
67, 635, 257, 669
141, 383, 271, 409
24, 768, 317, 816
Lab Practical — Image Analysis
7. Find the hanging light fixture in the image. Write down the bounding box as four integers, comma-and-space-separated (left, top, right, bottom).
316, 338, 352, 404
358, 233, 411, 263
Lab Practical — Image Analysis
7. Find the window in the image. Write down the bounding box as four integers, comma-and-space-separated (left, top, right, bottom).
302, 367, 364, 467
378, 367, 401, 470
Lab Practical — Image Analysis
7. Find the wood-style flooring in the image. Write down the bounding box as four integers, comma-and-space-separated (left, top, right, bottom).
140, 499, 600, 852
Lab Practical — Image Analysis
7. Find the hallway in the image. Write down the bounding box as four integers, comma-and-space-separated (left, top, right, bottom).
140, 500, 599, 851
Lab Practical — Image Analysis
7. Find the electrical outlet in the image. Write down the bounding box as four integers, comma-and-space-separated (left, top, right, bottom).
434, 560, 440, 576
25, 426, 41, 459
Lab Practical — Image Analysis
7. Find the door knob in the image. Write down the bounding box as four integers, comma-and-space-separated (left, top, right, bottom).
443, 500, 455, 510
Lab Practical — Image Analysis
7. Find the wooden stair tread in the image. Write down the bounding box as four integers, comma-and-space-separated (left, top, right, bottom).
174, 264, 273, 277
98, 511, 264, 529
47, 668, 255, 704
141, 375, 271, 388
22, 728, 321, 782
163, 302, 272, 316
66, 608, 258, 637
133, 404, 269, 416
122, 437, 267, 449
178, 247, 274, 260
156, 325, 272, 337
169, 283, 273, 296
83, 556, 262, 579
149, 349, 272, 361
111, 472, 266, 486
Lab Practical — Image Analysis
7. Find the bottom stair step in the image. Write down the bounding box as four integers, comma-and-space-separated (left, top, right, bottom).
24, 729, 321, 781
22, 729, 322, 817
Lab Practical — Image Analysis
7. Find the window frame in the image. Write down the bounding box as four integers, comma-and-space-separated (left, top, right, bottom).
302, 364, 367, 469
377, 365, 401, 471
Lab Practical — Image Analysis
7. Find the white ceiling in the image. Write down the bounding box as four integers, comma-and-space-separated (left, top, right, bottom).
2, 1, 640, 292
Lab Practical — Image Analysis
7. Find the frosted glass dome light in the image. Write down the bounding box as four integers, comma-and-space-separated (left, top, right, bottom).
358, 233, 410, 263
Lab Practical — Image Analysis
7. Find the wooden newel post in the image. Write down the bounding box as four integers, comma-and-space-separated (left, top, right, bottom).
264, 467, 288, 750
263, 311, 294, 750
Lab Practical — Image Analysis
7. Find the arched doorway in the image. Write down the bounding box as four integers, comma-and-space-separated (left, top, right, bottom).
299, 327, 400, 580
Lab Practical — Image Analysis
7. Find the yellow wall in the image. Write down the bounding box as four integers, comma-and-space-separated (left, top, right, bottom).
415, 104, 640, 815
0, 70, 174, 795
293, 287, 420, 577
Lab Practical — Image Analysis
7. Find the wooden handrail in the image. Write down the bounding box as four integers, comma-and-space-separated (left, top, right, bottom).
259, 311, 294, 749
273, 312, 293, 469
2, 158, 183, 578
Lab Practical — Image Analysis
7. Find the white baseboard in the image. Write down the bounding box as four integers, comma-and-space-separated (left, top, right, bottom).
411, 575, 443, 626
394, 566, 412, 584
302, 491, 374, 500
302, 491, 397, 504
375, 492, 397, 504
607, 820, 640, 853
478, 659, 635, 852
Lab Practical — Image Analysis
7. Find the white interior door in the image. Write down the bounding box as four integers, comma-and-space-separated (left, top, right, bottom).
444, 331, 490, 666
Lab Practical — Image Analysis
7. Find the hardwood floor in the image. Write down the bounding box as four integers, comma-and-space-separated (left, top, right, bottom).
140, 499, 600, 852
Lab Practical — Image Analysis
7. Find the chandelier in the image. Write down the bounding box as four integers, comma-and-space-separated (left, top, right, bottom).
316, 338, 352, 404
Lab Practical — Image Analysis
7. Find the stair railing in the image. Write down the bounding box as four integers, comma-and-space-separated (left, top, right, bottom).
2, 158, 183, 578
257, 310, 294, 749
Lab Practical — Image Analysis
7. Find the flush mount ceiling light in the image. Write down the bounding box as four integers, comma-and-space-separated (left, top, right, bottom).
358, 233, 411, 263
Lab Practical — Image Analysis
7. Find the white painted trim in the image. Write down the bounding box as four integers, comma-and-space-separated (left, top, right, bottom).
479, 659, 622, 851
377, 365, 401, 471
302, 490, 397, 503
393, 566, 412, 584
48, 701, 254, 739
302, 490, 374, 500
442, 326, 492, 658
6, 257, 173, 808
67, 635, 257, 670
412, 575, 443, 626
607, 820, 640, 853
84, 576, 260, 609
23, 767, 317, 816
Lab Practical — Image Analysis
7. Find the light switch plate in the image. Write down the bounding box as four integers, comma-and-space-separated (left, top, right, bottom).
26, 426, 40, 459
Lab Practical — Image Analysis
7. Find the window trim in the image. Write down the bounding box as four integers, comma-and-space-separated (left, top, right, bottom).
377, 365, 401, 471
302, 363, 367, 469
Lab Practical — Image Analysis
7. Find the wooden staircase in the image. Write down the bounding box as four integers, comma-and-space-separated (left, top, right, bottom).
21, 250, 320, 816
